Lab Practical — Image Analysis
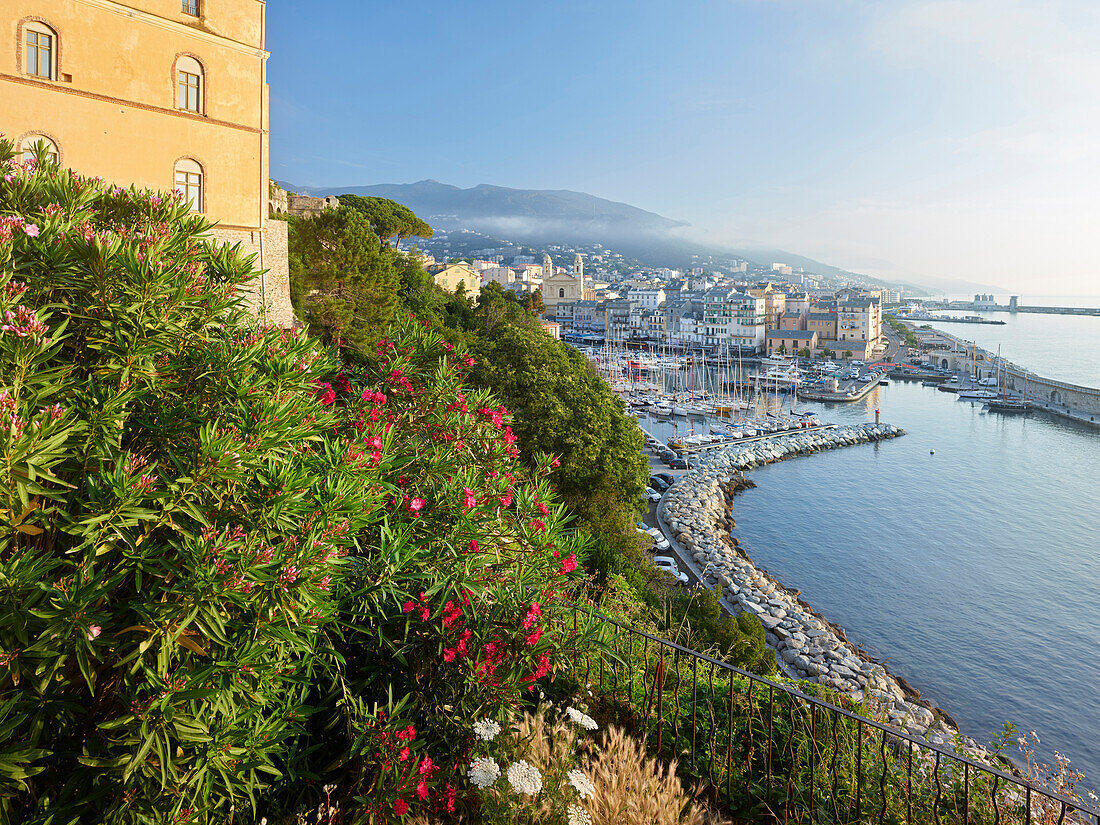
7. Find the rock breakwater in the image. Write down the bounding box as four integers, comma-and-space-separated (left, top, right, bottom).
659, 423, 987, 756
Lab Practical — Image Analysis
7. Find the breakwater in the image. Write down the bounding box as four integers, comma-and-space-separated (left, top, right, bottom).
657, 423, 989, 758
920, 326, 1100, 425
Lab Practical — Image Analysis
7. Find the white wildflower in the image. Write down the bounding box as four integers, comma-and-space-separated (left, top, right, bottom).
567, 804, 592, 825
472, 718, 502, 741
565, 706, 598, 731
468, 756, 501, 789
567, 768, 595, 800
505, 760, 543, 795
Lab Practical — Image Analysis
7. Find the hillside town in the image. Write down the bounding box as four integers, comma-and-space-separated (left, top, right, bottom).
420, 250, 892, 361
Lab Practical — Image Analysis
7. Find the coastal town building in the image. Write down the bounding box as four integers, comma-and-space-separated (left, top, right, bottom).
837, 297, 882, 347
542, 253, 593, 312
3, 0, 293, 324
428, 262, 481, 298
747, 283, 788, 329
479, 265, 517, 286
702, 288, 766, 351
779, 311, 806, 331
628, 281, 666, 310
807, 306, 838, 341
766, 329, 818, 355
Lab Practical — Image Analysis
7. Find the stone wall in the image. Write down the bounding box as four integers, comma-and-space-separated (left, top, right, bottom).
208, 222, 295, 327
269, 181, 289, 216
931, 348, 1100, 416
287, 194, 340, 219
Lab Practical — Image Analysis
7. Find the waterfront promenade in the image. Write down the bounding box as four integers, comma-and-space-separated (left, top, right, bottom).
910, 323, 1100, 427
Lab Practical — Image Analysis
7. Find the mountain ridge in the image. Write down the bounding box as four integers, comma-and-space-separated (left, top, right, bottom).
279, 179, 1004, 294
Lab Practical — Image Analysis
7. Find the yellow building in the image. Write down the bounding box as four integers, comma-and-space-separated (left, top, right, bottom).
428, 263, 480, 299
1, 0, 292, 324
747, 283, 787, 329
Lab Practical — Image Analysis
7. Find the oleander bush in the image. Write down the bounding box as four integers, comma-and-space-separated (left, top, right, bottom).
0, 139, 596, 824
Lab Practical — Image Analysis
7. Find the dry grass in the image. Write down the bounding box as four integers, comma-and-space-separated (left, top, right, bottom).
579, 724, 732, 825
409, 709, 732, 824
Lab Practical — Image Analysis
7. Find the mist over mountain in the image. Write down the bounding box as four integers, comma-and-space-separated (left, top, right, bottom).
281, 179, 1002, 294
285, 180, 685, 244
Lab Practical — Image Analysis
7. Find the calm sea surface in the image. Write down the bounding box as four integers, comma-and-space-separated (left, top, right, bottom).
634, 341, 1100, 787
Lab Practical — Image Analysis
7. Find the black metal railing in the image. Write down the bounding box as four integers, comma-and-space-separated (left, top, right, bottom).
571, 609, 1100, 825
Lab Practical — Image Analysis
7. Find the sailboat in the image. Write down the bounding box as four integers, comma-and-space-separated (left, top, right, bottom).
986, 351, 1032, 412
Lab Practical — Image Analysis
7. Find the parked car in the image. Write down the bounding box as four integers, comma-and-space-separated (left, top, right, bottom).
649, 475, 669, 491
653, 538, 670, 552
654, 472, 675, 486
669, 458, 687, 470
653, 556, 689, 584
645, 487, 662, 503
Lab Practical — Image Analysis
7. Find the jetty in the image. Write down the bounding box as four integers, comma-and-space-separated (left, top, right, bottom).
907, 324, 1100, 428
797, 374, 881, 402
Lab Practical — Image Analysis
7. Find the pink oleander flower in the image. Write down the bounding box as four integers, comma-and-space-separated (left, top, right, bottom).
86, 625, 102, 640
23, 224, 39, 237
468, 539, 479, 552
315, 381, 335, 405
525, 626, 543, 647
498, 492, 512, 508
558, 552, 578, 575
462, 487, 477, 512
529, 518, 545, 534
393, 799, 409, 816
278, 565, 300, 591
408, 497, 426, 516
522, 602, 541, 630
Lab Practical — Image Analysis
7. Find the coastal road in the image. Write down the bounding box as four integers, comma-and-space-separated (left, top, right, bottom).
877, 326, 903, 363
641, 452, 704, 588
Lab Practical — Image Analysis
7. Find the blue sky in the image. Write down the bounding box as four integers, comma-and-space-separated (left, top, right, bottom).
269, 1, 1100, 293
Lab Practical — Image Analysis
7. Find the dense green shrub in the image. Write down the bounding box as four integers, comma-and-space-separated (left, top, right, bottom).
664, 587, 776, 676
0, 141, 595, 824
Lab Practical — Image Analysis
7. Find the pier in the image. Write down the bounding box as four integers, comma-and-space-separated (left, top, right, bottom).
797, 375, 881, 402
921, 299, 1100, 317
916, 327, 1100, 427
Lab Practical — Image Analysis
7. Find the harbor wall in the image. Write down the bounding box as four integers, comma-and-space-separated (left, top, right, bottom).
928, 333, 1100, 421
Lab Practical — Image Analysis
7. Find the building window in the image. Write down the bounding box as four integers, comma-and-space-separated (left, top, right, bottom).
558, 288, 565, 298
177, 56, 203, 112
182, 0, 199, 15
174, 159, 203, 212
20, 134, 59, 164
24, 22, 56, 80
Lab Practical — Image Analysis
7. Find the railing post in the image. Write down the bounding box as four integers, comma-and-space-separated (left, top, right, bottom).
656, 650, 664, 754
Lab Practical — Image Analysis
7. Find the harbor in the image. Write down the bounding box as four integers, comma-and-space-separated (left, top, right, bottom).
902, 322, 1100, 428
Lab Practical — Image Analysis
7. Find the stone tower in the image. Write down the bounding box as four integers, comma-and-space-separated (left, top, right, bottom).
573, 253, 584, 282
542, 253, 554, 281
